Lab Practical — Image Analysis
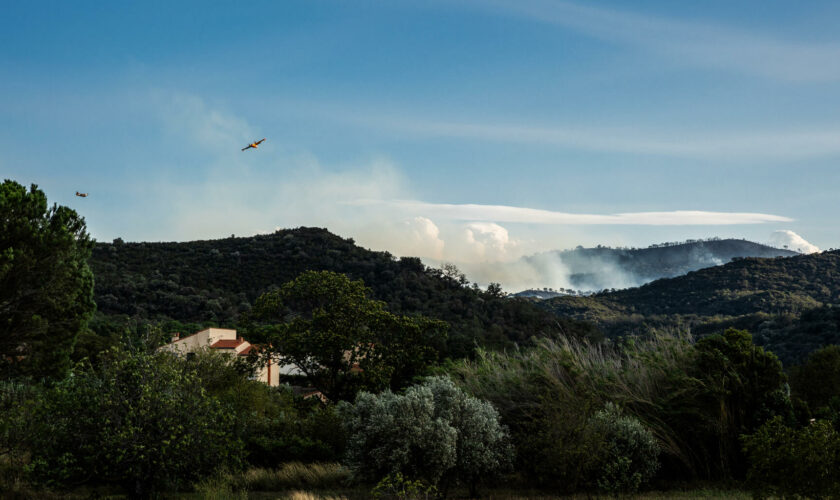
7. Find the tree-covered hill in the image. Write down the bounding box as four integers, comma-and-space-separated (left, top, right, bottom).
539, 250, 840, 365
517, 238, 797, 293
89, 227, 589, 357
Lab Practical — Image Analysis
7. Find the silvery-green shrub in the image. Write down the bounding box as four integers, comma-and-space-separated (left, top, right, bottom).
339, 376, 511, 494
588, 403, 660, 494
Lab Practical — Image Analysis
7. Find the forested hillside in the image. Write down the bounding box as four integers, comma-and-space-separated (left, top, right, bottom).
518, 238, 797, 293
540, 250, 840, 364
89, 227, 591, 357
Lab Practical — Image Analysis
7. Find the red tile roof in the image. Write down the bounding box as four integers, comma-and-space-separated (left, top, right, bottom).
210, 338, 246, 349
237, 345, 255, 356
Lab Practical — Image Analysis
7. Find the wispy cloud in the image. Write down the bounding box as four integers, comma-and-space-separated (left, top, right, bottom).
353, 199, 792, 226
469, 0, 840, 82
269, 95, 840, 161
367, 116, 840, 160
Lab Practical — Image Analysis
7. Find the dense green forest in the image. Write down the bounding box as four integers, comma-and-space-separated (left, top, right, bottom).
88, 228, 595, 358
540, 250, 840, 364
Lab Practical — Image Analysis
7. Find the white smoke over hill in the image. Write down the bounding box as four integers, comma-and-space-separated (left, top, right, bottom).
454, 237, 801, 294
768, 230, 820, 254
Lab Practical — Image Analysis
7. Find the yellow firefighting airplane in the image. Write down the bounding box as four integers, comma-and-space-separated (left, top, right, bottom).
75, 191, 88, 198
241, 138, 266, 151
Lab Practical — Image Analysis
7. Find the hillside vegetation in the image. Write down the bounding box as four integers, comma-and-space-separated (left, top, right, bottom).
88, 228, 592, 358
5, 181, 840, 499
519, 238, 797, 292
540, 250, 840, 364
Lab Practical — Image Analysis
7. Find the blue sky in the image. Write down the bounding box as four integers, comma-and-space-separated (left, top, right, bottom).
2, 1, 839, 284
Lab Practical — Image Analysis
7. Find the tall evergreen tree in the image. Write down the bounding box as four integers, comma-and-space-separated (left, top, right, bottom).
0, 180, 95, 377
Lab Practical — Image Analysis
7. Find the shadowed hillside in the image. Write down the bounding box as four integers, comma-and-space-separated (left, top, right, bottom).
89, 227, 593, 358
539, 250, 840, 364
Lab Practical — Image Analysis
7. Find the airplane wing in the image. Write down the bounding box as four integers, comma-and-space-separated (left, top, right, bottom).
241, 145, 252, 151
256, 138, 265, 145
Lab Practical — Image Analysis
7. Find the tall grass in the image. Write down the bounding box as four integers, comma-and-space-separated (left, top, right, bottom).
193, 478, 249, 500
195, 462, 351, 496
448, 332, 710, 477
281, 492, 349, 500
237, 462, 351, 491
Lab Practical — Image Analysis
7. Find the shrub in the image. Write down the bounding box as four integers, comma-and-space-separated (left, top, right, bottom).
339, 376, 511, 496
372, 473, 437, 500
182, 348, 346, 467
790, 344, 840, 412
0, 379, 40, 486
27, 347, 245, 499
742, 416, 840, 499
243, 397, 346, 466
588, 403, 660, 494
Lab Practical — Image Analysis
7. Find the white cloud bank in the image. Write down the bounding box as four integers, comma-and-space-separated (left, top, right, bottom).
354, 199, 793, 226
768, 230, 820, 254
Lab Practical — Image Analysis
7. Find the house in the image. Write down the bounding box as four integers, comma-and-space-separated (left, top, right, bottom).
160, 328, 300, 386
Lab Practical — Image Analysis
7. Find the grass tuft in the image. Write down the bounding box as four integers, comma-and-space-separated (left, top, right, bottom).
193, 462, 351, 496
241, 462, 351, 491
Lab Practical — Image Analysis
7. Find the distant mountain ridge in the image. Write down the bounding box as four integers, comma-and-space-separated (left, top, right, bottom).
515, 238, 798, 295
538, 249, 840, 365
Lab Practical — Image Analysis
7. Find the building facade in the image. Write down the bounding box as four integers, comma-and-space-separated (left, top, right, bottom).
160, 328, 299, 386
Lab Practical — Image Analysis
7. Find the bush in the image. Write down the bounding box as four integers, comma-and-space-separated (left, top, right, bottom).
243, 397, 346, 466
178, 348, 346, 467
588, 403, 660, 494
742, 416, 840, 499
339, 376, 511, 496
372, 473, 437, 500
27, 347, 245, 499
790, 344, 840, 412
0, 379, 40, 488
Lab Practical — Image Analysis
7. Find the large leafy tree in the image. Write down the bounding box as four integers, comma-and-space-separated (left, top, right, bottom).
247, 270, 447, 401
691, 328, 792, 478
0, 180, 95, 377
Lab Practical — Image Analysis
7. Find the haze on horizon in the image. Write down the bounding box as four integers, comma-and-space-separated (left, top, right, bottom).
2, 1, 838, 278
